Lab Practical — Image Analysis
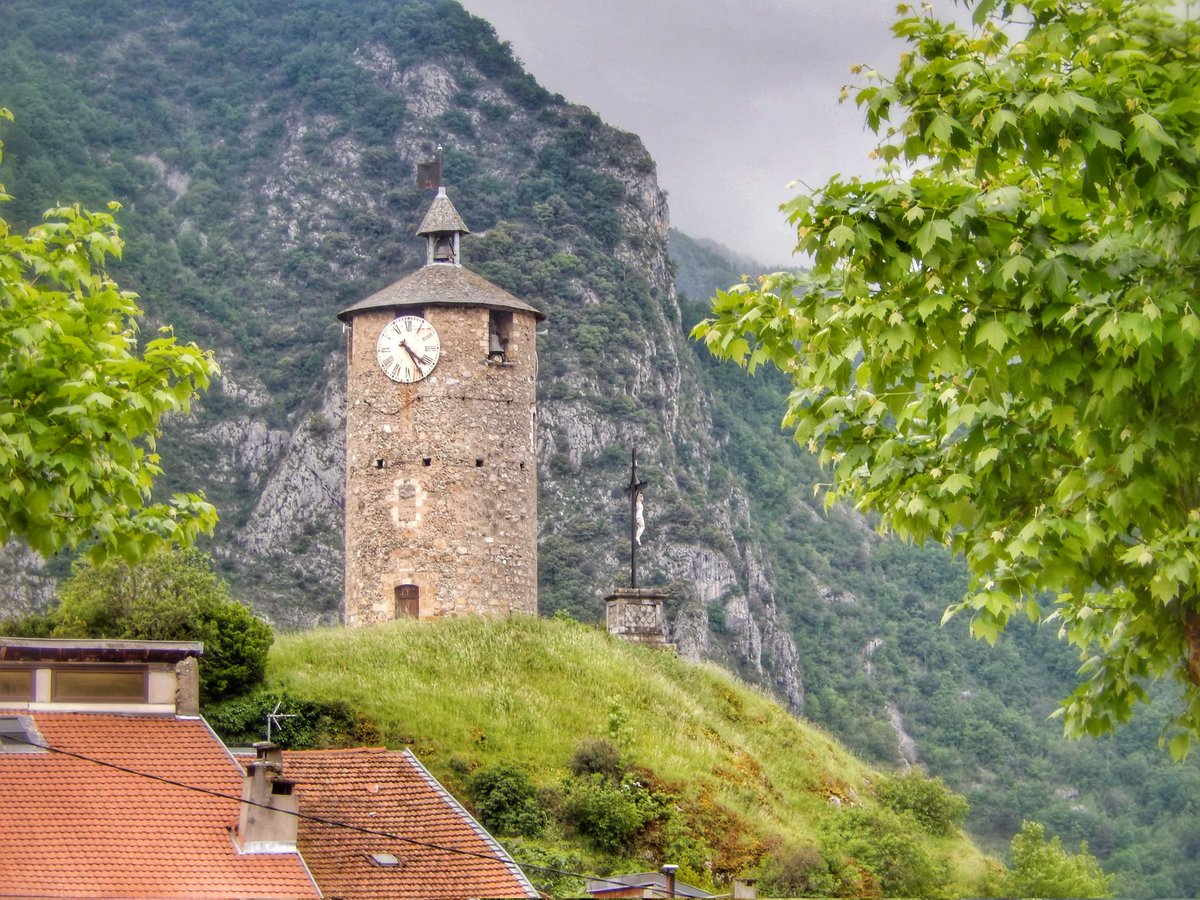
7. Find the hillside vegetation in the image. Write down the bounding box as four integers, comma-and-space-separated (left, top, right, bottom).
249, 615, 992, 897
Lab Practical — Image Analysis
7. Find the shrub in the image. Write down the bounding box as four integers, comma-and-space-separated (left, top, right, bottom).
205, 691, 379, 749
469, 763, 547, 838
502, 840, 587, 899
1001, 821, 1113, 899
562, 772, 658, 854
756, 844, 837, 898
820, 807, 948, 898
875, 771, 969, 836
569, 737, 625, 781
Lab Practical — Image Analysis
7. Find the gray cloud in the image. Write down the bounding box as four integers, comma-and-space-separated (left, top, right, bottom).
458, 0, 918, 263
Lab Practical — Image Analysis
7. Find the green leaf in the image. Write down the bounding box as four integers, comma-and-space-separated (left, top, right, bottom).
941, 473, 973, 495
1001, 255, 1033, 283
913, 218, 952, 256
1168, 732, 1191, 762
974, 447, 1001, 470
827, 224, 856, 248
975, 319, 1011, 352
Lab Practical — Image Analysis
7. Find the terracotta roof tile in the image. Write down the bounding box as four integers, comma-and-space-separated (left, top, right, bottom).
280, 747, 538, 900
0, 710, 320, 899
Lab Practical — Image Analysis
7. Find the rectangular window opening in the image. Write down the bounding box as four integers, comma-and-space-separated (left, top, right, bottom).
395, 584, 419, 619
51, 667, 147, 703
0, 668, 34, 702
488, 310, 513, 362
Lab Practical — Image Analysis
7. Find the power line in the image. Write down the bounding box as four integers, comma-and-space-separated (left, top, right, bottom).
2, 731, 638, 892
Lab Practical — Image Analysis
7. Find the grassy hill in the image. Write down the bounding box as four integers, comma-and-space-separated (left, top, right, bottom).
239, 615, 994, 897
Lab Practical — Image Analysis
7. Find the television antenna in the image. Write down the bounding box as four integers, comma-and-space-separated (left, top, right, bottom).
266, 700, 298, 743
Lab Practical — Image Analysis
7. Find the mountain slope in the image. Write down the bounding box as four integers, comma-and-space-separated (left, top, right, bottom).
0, 0, 809, 711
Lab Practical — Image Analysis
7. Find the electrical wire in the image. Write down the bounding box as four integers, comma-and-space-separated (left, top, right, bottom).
1, 730, 652, 894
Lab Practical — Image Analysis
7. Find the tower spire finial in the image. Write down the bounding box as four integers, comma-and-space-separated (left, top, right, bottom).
416, 144, 444, 191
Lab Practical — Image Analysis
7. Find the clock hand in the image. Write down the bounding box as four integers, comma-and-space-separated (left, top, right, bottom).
398, 339, 425, 370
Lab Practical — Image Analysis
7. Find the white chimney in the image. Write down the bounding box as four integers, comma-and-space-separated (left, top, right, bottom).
236, 742, 299, 853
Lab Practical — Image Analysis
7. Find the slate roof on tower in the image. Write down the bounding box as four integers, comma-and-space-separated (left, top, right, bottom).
337, 263, 544, 322
338, 187, 545, 322
415, 188, 470, 236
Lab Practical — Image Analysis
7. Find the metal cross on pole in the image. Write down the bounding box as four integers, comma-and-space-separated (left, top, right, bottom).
624, 448, 647, 588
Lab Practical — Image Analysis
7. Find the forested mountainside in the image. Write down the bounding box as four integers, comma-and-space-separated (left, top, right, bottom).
0, 0, 1198, 892
0, 0, 806, 710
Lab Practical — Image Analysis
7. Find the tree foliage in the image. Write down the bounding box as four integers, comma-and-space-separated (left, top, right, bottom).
876, 771, 969, 836
468, 762, 548, 839
1001, 820, 1113, 898
694, 0, 1200, 748
819, 807, 950, 898
0, 111, 218, 562
205, 690, 379, 749
6, 547, 273, 703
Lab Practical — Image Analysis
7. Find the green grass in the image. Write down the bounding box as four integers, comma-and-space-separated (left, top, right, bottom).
267, 615, 993, 894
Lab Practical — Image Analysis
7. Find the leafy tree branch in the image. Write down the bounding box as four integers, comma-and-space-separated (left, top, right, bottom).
694, 0, 1200, 753
0, 110, 219, 562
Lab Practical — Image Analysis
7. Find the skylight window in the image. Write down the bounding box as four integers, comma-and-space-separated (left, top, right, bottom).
366, 852, 402, 868
0, 715, 47, 753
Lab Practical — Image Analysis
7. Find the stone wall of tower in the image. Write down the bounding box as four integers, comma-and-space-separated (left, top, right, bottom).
343, 304, 539, 624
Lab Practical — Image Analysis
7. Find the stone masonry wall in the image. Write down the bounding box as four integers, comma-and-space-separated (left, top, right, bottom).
343, 302, 538, 624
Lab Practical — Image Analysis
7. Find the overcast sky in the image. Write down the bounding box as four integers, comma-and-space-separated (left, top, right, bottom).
457, 0, 918, 264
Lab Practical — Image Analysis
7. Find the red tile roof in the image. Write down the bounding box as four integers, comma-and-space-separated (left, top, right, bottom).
0, 710, 320, 899
279, 747, 538, 900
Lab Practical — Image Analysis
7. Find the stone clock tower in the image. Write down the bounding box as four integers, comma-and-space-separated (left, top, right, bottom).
338, 188, 545, 624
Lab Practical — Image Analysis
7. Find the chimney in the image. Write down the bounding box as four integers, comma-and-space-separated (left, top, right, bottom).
236, 742, 299, 853
732, 878, 758, 899
174, 656, 200, 715
660, 864, 678, 899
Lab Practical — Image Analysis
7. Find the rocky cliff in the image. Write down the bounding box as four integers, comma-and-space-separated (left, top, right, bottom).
0, 0, 807, 711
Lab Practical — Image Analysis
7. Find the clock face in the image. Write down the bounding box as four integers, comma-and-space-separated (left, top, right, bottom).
376, 315, 441, 383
